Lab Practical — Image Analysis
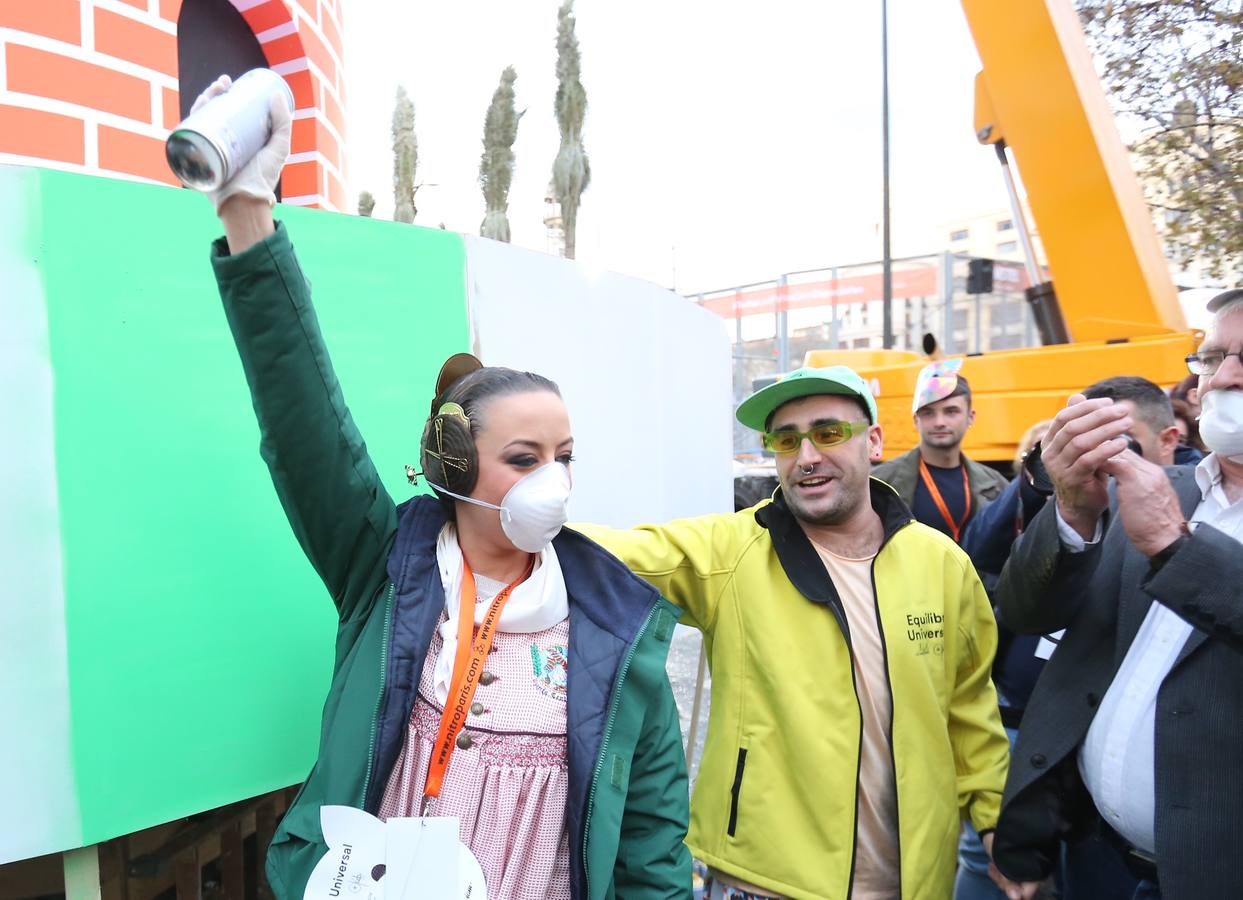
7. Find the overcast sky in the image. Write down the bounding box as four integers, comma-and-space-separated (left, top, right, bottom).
341, 0, 1015, 294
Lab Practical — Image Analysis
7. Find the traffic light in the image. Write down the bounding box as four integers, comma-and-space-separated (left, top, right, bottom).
967, 258, 994, 295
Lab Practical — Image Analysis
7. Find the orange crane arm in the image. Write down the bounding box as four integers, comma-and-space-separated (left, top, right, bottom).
962, 0, 1184, 341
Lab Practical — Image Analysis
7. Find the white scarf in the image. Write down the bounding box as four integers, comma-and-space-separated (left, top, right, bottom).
432, 523, 569, 704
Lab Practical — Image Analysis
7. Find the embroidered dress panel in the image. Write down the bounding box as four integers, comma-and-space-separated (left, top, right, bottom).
379, 579, 572, 900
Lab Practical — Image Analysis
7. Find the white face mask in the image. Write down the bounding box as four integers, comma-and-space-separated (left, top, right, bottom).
1198, 389, 1243, 462
428, 462, 572, 552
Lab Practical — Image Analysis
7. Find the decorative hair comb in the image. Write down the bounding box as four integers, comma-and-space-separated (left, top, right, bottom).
437, 401, 469, 426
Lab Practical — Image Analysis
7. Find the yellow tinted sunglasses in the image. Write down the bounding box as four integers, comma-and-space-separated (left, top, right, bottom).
762, 420, 870, 454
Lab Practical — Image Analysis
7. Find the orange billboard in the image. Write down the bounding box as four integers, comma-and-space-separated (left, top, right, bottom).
700, 266, 941, 319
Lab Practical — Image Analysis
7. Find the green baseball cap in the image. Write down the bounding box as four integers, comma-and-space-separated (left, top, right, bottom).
736, 365, 878, 431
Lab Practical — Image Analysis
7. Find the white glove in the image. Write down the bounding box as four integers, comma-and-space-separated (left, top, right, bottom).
191, 74, 293, 213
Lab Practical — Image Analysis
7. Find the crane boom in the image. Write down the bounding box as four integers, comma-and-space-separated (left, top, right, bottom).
962, 0, 1185, 340
805, 0, 1199, 463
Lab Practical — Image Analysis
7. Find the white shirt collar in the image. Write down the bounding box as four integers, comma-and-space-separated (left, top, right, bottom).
1192, 452, 1243, 513
1194, 452, 1221, 501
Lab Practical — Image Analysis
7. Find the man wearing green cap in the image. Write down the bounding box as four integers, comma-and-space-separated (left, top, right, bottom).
579, 366, 1019, 900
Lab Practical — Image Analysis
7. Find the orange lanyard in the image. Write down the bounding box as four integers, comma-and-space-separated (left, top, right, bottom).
422, 557, 531, 815
918, 457, 972, 542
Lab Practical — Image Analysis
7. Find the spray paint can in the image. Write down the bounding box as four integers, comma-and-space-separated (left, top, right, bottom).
165, 68, 295, 192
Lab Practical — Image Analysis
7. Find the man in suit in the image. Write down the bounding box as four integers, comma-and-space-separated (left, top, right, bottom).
990, 287, 1243, 900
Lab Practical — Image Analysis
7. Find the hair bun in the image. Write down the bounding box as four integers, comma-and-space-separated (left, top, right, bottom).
421, 410, 478, 495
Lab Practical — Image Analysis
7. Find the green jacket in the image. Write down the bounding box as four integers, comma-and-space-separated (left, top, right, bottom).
578, 482, 1009, 900
211, 223, 691, 900
872, 447, 1009, 530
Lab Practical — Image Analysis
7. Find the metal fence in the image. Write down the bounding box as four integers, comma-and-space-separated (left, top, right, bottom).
690, 253, 1040, 455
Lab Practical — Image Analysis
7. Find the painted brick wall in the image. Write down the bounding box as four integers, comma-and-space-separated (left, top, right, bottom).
0, 0, 346, 209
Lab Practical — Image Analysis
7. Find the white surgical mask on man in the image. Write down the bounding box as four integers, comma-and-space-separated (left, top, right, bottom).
1198, 389, 1243, 462
428, 462, 572, 552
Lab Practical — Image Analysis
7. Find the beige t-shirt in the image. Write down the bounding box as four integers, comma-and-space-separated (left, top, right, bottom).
812, 542, 900, 900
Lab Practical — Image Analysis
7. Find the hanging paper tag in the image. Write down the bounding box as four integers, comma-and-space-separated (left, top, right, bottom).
458, 842, 486, 900
386, 817, 457, 900
304, 806, 387, 900
303, 807, 486, 900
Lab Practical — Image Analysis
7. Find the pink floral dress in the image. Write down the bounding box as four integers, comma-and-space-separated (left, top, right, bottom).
378, 602, 573, 900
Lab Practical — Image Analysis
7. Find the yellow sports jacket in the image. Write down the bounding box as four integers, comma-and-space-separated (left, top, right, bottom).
579, 479, 1009, 900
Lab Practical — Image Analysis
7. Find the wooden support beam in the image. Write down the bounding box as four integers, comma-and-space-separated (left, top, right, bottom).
255, 798, 277, 900
116, 838, 131, 900
174, 851, 200, 900
64, 846, 103, 900
219, 822, 244, 900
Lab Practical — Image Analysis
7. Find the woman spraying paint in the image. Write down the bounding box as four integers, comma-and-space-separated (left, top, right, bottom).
192, 77, 691, 900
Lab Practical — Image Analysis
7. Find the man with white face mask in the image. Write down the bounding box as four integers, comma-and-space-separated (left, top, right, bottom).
989, 287, 1243, 900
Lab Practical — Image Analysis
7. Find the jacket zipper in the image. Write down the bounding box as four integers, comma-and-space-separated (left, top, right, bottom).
868, 537, 904, 899
360, 582, 396, 808
727, 748, 748, 836
818, 591, 861, 899
581, 603, 658, 900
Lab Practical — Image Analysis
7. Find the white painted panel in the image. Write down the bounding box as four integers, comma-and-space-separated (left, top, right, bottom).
464, 237, 733, 528
0, 166, 82, 863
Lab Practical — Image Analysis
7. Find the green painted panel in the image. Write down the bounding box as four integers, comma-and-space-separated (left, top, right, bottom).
30, 169, 468, 846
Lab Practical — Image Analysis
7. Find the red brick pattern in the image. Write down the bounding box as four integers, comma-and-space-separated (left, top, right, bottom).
0, 104, 86, 164
259, 32, 305, 68
282, 68, 316, 111
94, 7, 178, 79
162, 87, 180, 131
281, 159, 319, 199
292, 117, 338, 163
326, 168, 347, 212
297, 24, 336, 85
320, 11, 343, 62
0, 0, 82, 46
98, 124, 179, 185
233, 0, 347, 207
321, 86, 346, 139
0, 0, 347, 210
239, 0, 292, 36
7, 44, 152, 120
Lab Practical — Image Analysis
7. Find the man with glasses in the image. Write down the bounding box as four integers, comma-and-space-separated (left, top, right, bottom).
873, 358, 1008, 544
580, 366, 1020, 900
990, 288, 1243, 900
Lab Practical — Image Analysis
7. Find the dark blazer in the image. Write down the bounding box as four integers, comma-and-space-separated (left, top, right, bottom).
960, 474, 1050, 587
991, 465, 1243, 900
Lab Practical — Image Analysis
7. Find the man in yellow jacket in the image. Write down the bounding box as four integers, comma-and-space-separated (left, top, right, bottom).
579, 366, 1026, 900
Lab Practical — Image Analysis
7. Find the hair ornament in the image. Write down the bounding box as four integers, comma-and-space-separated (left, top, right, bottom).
426, 415, 471, 477
437, 401, 470, 426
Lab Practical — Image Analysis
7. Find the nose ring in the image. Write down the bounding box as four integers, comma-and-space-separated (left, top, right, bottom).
800, 465, 814, 475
